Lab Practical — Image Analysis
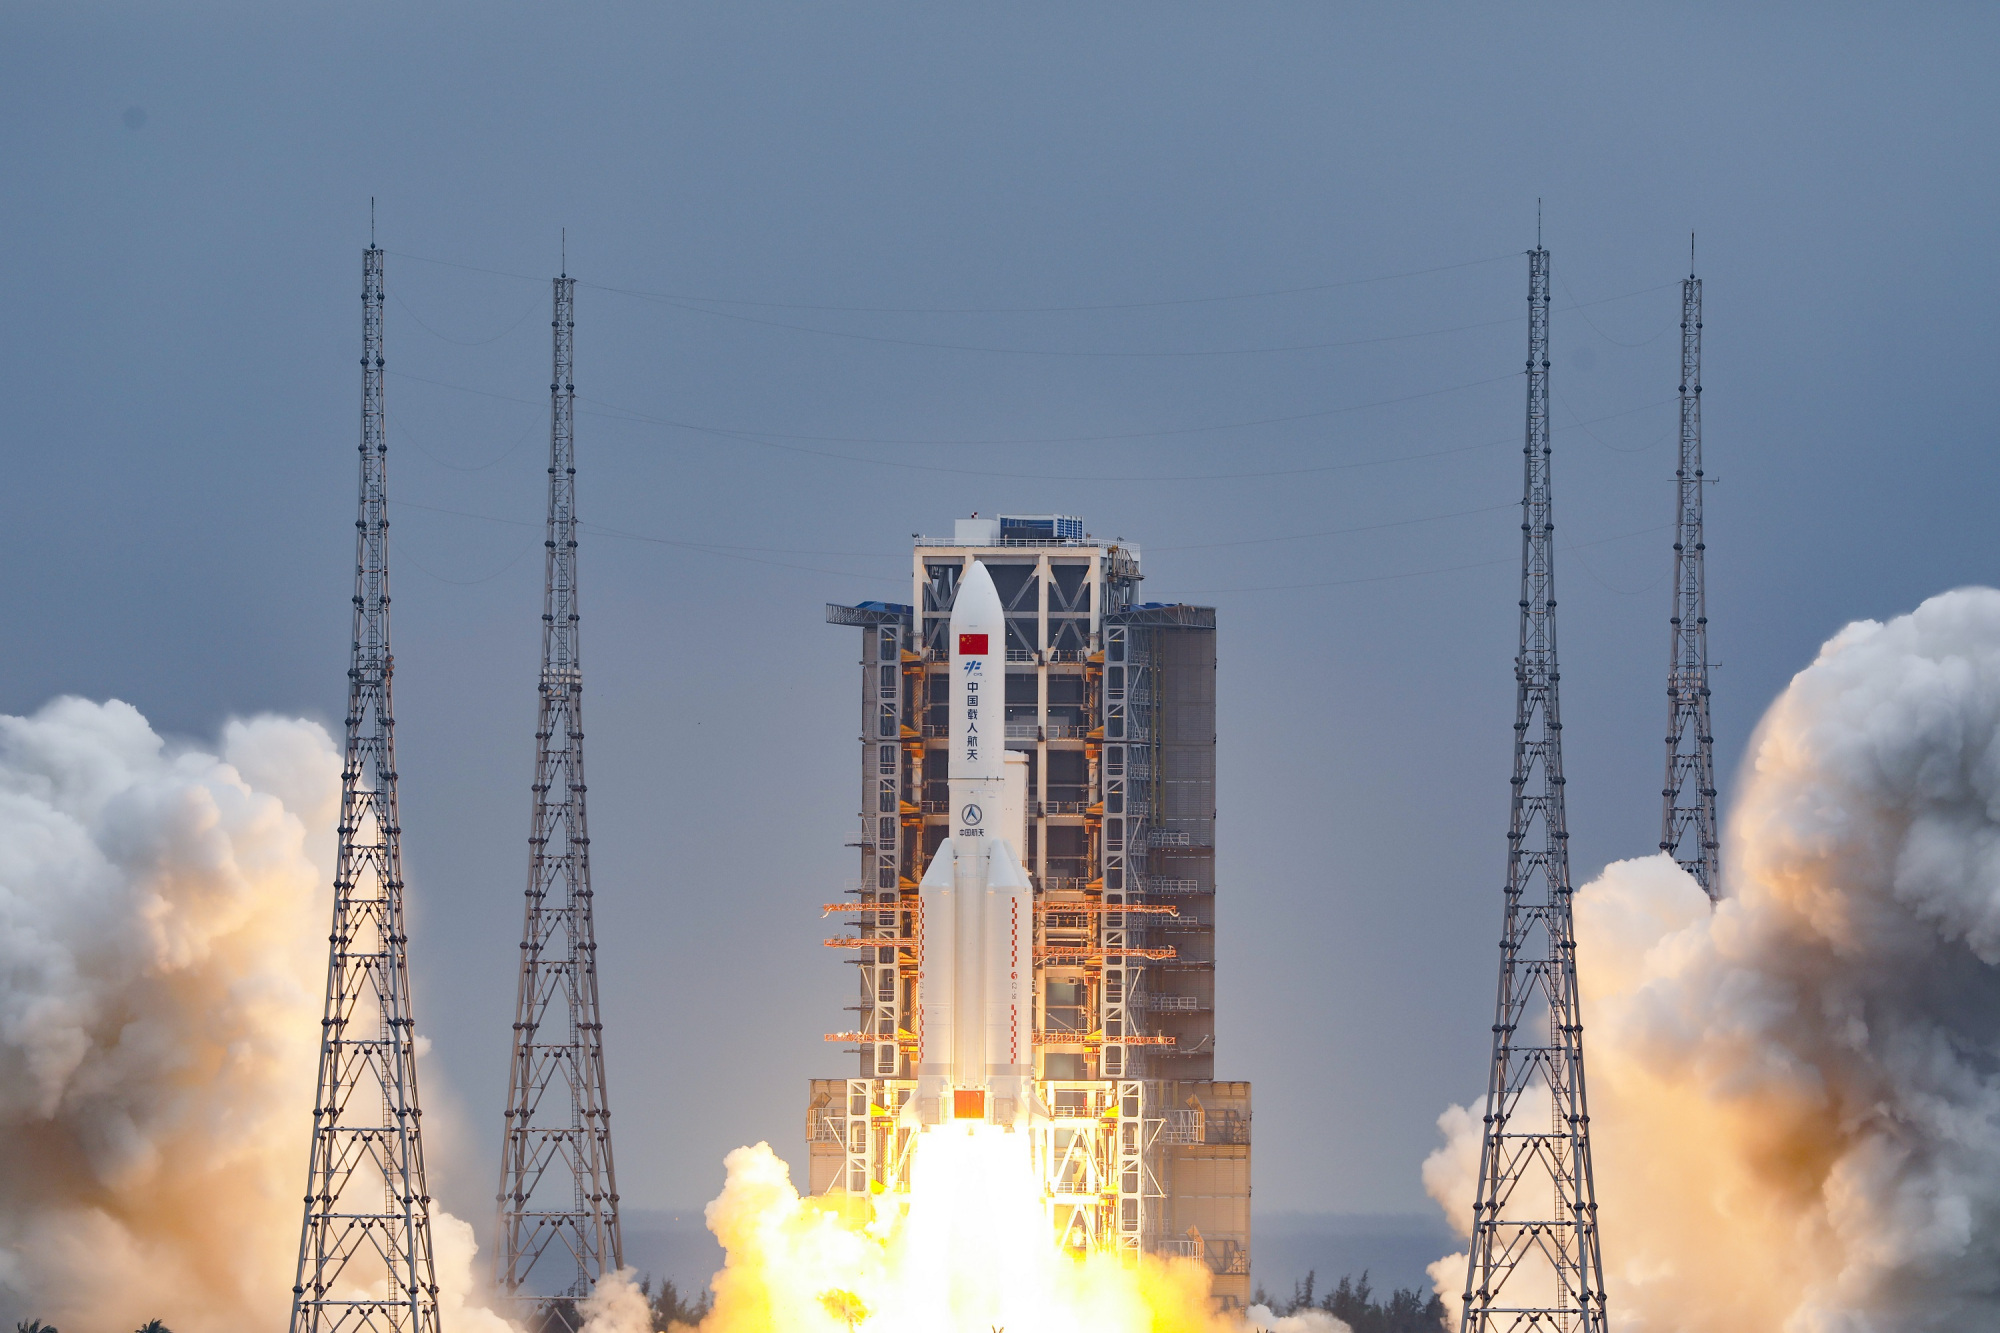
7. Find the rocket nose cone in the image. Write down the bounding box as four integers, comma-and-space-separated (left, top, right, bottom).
955, 560, 1004, 624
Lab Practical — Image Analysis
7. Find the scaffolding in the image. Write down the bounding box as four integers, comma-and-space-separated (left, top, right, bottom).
819, 518, 1249, 1307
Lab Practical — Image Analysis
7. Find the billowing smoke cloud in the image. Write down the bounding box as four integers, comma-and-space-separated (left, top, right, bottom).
0, 697, 517, 1332
1243, 1304, 1352, 1333
1427, 588, 2000, 1331
579, 1267, 656, 1333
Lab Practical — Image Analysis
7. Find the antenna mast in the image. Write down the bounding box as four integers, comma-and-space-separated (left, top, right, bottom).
498, 273, 623, 1313
291, 244, 440, 1333
1661, 242, 1720, 898
1460, 244, 1608, 1333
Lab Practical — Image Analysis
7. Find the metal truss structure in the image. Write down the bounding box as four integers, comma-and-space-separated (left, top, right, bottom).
1461, 246, 1608, 1333
820, 530, 1249, 1304
292, 244, 441, 1333
498, 274, 623, 1306
1661, 248, 1720, 899
1099, 617, 1160, 1259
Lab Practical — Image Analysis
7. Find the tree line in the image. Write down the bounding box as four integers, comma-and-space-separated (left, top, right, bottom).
528, 1275, 714, 1333
1251, 1270, 1448, 1333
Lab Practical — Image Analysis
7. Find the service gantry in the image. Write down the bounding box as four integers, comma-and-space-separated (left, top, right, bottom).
1661, 244, 1719, 899
818, 517, 1252, 1308
497, 272, 623, 1312
1460, 246, 1608, 1333
291, 243, 441, 1333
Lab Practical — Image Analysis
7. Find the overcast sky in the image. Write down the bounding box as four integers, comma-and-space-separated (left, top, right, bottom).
3, 4, 1997, 1232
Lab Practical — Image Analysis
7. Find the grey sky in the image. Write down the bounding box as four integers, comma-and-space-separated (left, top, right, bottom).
3, 3, 1996, 1234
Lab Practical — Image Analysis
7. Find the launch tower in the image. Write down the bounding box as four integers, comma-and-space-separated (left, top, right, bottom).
818, 518, 1251, 1306
1661, 248, 1719, 899
291, 243, 441, 1333
497, 273, 623, 1310
1460, 246, 1608, 1333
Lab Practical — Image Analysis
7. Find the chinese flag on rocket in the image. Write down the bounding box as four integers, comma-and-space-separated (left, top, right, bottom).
959, 634, 988, 654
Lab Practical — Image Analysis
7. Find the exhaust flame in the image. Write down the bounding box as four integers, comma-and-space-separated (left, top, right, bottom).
677, 1130, 1237, 1333
1428, 588, 2000, 1331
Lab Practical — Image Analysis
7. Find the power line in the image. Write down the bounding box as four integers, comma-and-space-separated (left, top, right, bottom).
1148, 502, 1517, 552
402, 538, 540, 585
1555, 272, 1676, 349
603, 281, 1675, 360
1554, 390, 1673, 453
391, 290, 543, 347
383, 245, 1671, 358
397, 501, 899, 580
1173, 521, 1671, 595
390, 366, 1672, 454
384, 246, 1518, 314
392, 412, 543, 473
391, 367, 1670, 483
395, 495, 1670, 591
391, 366, 1526, 450
579, 376, 1524, 479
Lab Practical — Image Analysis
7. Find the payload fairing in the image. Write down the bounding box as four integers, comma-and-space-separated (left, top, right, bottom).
913, 561, 1037, 1130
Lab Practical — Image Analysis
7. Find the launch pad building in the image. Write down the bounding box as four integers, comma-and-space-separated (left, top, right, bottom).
816, 515, 1251, 1305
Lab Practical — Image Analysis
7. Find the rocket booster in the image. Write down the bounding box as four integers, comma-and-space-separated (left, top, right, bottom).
914, 560, 1035, 1130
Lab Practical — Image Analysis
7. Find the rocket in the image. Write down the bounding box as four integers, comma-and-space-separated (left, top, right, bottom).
913, 560, 1036, 1130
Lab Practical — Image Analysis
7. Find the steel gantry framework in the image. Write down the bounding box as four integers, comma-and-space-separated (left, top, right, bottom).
291, 244, 441, 1333
498, 274, 623, 1308
1461, 246, 1608, 1333
1661, 247, 1720, 900
816, 527, 1251, 1305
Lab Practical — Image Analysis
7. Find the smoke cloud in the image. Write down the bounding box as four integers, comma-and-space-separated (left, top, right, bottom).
1426, 587, 2000, 1331
1243, 1304, 1352, 1333
579, 1266, 656, 1333
0, 697, 517, 1332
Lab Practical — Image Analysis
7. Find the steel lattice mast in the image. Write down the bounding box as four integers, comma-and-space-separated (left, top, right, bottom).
1661, 243, 1719, 899
292, 242, 441, 1333
498, 270, 622, 1307
1461, 244, 1608, 1333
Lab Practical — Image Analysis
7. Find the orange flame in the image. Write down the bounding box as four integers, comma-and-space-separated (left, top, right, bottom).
688, 1131, 1237, 1333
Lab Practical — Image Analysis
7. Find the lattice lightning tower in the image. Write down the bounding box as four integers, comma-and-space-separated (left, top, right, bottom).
497, 271, 623, 1307
1661, 245, 1719, 899
1460, 244, 1608, 1333
292, 243, 441, 1333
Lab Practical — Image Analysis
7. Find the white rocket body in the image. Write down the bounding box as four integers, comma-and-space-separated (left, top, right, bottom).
915, 560, 1036, 1130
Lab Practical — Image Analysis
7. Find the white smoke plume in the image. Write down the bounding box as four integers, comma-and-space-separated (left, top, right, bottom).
1243, 1304, 1352, 1333
0, 697, 520, 1332
579, 1267, 656, 1333
1426, 587, 2000, 1331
